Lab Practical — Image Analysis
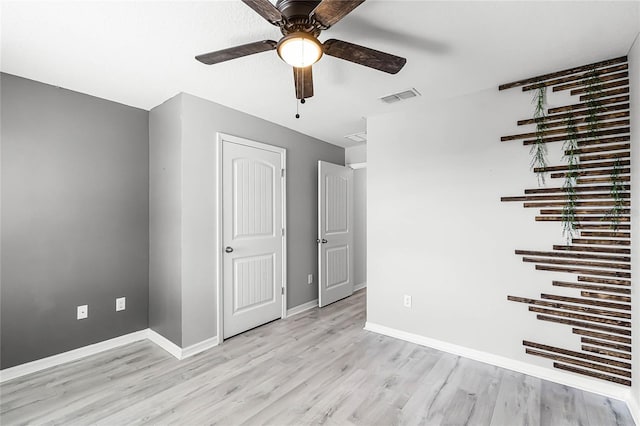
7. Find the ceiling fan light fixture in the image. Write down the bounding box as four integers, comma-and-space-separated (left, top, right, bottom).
277, 32, 323, 68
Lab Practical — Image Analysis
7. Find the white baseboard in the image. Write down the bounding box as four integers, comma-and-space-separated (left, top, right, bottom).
147, 329, 183, 359
147, 330, 219, 360
181, 336, 219, 359
287, 299, 318, 317
1, 329, 220, 383
364, 322, 631, 403
354, 282, 367, 292
0, 329, 148, 383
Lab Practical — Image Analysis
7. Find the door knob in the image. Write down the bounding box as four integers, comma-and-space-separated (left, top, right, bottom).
317, 239, 327, 244
225, 246, 234, 253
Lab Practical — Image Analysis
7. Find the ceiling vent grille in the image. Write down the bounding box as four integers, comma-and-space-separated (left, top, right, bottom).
344, 132, 367, 143
379, 88, 421, 104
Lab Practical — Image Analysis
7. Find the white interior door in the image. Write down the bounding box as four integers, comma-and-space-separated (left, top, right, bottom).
222, 137, 285, 339
318, 161, 354, 307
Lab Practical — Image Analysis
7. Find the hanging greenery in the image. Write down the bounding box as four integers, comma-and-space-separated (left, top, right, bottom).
530, 86, 548, 185
605, 158, 625, 231
562, 116, 579, 242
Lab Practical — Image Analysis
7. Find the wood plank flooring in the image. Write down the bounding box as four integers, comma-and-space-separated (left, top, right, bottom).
0, 289, 634, 425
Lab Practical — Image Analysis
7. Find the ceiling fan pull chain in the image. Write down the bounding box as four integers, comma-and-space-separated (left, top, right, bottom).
295, 95, 300, 119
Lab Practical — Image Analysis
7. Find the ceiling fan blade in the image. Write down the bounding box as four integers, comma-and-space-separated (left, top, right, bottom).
323, 39, 406, 74
241, 0, 284, 25
311, 0, 365, 29
294, 66, 314, 99
196, 40, 277, 65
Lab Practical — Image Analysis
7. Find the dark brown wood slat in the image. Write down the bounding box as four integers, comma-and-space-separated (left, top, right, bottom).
567, 143, 630, 155
508, 296, 630, 319
577, 135, 630, 147
502, 119, 629, 142
515, 250, 629, 262
581, 291, 630, 303
581, 337, 631, 352
577, 175, 631, 184
553, 245, 630, 255
526, 200, 630, 208
530, 307, 630, 327
523, 257, 629, 270
581, 231, 630, 239
522, 127, 630, 145
582, 345, 631, 360
538, 315, 631, 336
571, 238, 630, 246
535, 265, 631, 278
579, 87, 629, 101
578, 224, 631, 231
520, 63, 628, 92
548, 95, 629, 114
550, 168, 630, 178
534, 159, 630, 173
570, 78, 629, 95
553, 363, 631, 386
535, 216, 629, 223
502, 194, 628, 202
580, 151, 630, 162
525, 348, 631, 377
578, 135, 631, 147
498, 56, 627, 90
573, 328, 631, 344
553, 71, 629, 92
540, 208, 631, 215
518, 104, 629, 126
541, 293, 630, 310
523, 341, 631, 369
578, 276, 630, 286
525, 184, 630, 194
552, 281, 631, 295
539, 111, 630, 130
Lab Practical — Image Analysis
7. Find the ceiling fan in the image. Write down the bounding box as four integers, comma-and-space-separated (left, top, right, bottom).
195, 0, 407, 102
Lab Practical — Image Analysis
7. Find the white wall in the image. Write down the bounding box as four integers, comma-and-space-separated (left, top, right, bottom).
629, 31, 640, 413
345, 145, 367, 288
367, 82, 630, 398
346, 144, 366, 164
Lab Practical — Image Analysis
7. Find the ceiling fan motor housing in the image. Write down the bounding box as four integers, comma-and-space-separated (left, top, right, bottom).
276, 0, 323, 35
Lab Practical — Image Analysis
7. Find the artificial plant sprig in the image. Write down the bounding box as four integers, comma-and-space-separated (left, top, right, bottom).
530, 86, 548, 186
561, 116, 579, 242
605, 158, 625, 231
584, 69, 603, 142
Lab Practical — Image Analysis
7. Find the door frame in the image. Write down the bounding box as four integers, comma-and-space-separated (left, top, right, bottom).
215, 132, 288, 343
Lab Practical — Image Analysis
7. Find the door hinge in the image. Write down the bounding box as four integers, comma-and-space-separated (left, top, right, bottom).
282, 228, 285, 237
281, 287, 285, 295
281, 168, 285, 178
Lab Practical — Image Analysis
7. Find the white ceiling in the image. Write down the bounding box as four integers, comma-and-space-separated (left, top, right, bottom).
2, 1, 639, 147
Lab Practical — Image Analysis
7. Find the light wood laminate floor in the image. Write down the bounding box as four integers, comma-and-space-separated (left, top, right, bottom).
0, 289, 634, 425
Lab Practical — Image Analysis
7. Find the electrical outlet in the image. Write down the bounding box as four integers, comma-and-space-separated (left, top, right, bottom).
77, 305, 88, 320
116, 297, 126, 312
403, 295, 412, 308
307, 274, 313, 285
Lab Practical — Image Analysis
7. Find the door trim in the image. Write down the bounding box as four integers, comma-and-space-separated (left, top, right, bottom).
215, 133, 288, 344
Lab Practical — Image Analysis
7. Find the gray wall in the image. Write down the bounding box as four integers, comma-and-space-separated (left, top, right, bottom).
1, 73, 149, 369
149, 93, 344, 347
352, 168, 367, 287
148, 96, 183, 346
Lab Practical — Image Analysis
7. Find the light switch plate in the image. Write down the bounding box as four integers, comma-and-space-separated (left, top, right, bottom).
116, 297, 126, 311
77, 305, 88, 320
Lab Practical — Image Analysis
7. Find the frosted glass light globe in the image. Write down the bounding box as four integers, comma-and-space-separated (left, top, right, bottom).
277, 33, 323, 68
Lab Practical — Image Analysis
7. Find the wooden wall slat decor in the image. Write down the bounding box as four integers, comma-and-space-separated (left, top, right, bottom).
554, 363, 631, 386
552, 281, 631, 295
498, 56, 627, 90
580, 338, 631, 353
499, 56, 632, 386
548, 95, 628, 114
518, 104, 629, 126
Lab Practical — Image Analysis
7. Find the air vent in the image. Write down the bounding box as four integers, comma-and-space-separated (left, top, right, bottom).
379, 88, 421, 104
344, 132, 367, 143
